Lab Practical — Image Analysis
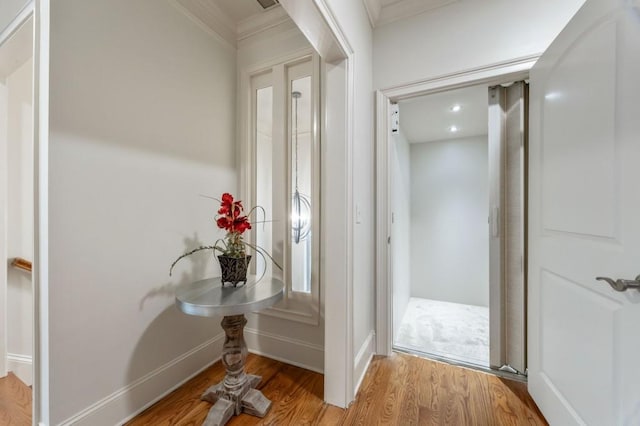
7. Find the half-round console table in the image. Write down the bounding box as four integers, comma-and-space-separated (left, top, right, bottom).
175, 276, 284, 426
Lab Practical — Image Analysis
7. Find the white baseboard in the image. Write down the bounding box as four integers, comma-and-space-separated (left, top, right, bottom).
7, 353, 33, 386
57, 328, 325, 426
58, 333, 224, 426
244, 327, 324, 374
353, 331, 375, 396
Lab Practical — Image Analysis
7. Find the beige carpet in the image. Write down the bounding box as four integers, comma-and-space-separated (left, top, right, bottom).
394, 297, 490, 367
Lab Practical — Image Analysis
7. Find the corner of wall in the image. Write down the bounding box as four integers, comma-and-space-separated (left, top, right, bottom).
7, 353, 32, 385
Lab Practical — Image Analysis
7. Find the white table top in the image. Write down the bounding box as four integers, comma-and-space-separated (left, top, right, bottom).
175, 276, 284, 317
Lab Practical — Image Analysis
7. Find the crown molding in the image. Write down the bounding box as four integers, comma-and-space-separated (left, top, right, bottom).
171, 1, 293, 47
237, 5, 291, 41
171, 0, 237, 48
375, 0, 459, 27
362, 0, 382, 28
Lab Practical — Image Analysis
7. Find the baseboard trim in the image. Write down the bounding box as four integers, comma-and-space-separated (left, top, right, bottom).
57, 328, 325, 425
7, 352, 32, 364
59, 333, 224, 426
244, 327, 324, 374
353, 331, 375, 395
7, 353, 32, 386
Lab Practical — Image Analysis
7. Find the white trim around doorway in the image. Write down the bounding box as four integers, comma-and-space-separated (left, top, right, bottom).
374, 54, 538, 357
278, 0, 356, 408
0, 0, 38, 386
0, 1, 50, 425
33, 1, 51, 424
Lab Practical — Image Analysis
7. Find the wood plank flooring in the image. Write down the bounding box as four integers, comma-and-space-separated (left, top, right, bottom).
128, 353, 547, 425
0, 372, 32, 426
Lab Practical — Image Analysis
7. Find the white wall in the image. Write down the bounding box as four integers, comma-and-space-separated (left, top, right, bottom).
5, 57, 33, 385
323, 0, 376, 395
373, 0, 585, 89
410, 136, 489, 307
48, 1, 235, 423
391, 130, 411, 338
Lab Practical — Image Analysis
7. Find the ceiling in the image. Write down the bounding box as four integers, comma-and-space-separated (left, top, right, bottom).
207, 0, 459, 27
175, 0, 460, 45
174, 0, 288, 47
398, 84, 488, 144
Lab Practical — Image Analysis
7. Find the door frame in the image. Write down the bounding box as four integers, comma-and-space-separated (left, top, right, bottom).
278, 0, 356, 407
0, 0, 35, 382
0, 0, 50, 424
375, 55, 537, 356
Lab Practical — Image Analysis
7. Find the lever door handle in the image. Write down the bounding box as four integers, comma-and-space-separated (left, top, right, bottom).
596, 275, 640, 292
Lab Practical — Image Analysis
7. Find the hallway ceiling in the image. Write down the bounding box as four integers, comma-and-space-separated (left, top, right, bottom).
398, 84, 488, 144
173, 0, 288, 47
175, 0, 464, 46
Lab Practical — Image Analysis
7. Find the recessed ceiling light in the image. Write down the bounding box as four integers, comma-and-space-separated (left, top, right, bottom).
450, 104, 462, 112
449, 125, 459, 133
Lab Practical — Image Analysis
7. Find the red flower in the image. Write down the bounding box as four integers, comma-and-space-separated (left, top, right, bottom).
218, 193, 243, 218
216, 216, 232, 231
216, 193, 251, 234
234, 216, 251, 234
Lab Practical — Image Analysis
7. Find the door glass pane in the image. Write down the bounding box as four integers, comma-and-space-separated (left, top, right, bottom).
255, 86, 273, 278
290, 76, 312, 293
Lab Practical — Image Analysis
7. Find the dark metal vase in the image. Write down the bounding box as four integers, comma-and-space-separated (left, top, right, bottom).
218, 255, 252, 287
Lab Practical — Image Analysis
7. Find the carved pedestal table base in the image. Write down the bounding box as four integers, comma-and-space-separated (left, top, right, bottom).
174, 276, 284, 426
200, 315, 271, 426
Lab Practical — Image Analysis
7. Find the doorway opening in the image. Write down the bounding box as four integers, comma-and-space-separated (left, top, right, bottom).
0, 10, 35, 422
391, 84, 491, 367
386, 80, 528, 375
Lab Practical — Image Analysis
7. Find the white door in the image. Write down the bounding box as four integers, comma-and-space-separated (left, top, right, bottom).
528, 0, 640, 424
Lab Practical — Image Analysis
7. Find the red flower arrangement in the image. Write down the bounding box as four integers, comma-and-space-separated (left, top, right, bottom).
216, 193, 252, 235
170, 192, 279, 277
214, 193, 252, 258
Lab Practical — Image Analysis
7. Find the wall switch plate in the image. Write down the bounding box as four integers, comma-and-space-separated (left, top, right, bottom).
356, 204, 362, 224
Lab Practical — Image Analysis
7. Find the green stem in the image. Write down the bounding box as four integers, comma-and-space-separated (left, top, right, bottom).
169, 245, 221, 276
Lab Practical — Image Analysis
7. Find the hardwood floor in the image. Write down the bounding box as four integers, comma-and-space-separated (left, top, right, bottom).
0, 372, 32, 426
128, 353, 547, 425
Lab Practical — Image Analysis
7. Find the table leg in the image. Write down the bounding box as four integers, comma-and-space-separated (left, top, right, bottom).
200, 314, 272, 426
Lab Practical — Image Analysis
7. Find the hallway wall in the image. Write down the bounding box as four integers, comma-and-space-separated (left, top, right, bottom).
373, 0, 585, 90
48, 0, 236, 423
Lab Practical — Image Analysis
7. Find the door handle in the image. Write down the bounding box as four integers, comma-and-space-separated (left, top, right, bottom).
596, 275, 640, 292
